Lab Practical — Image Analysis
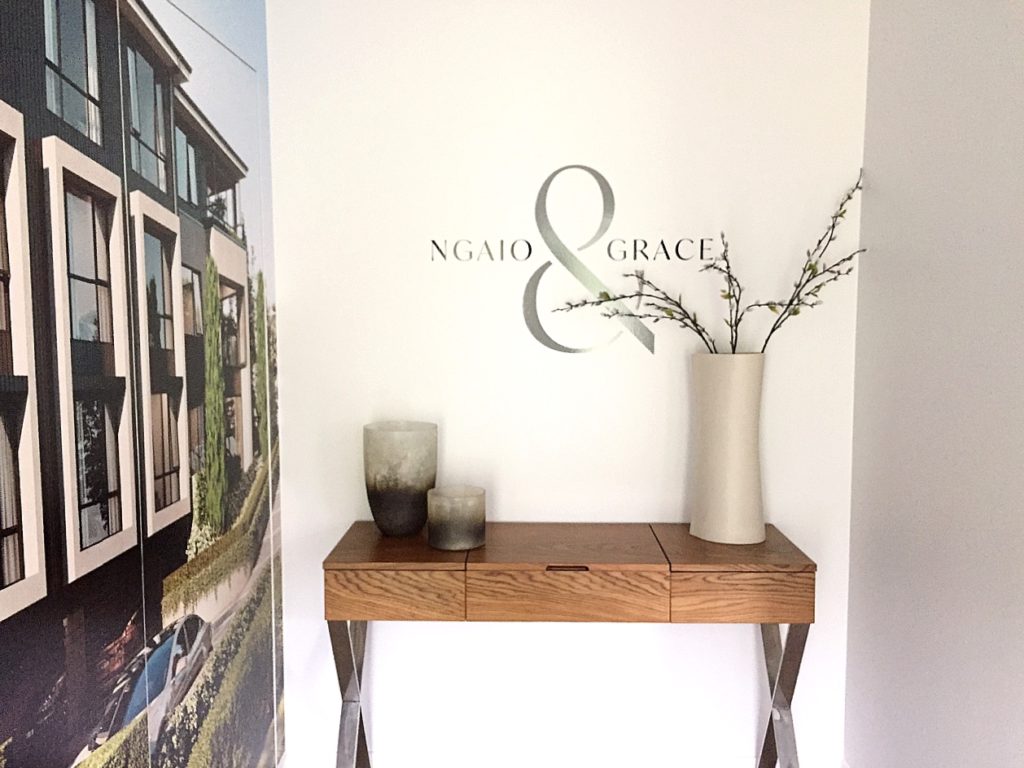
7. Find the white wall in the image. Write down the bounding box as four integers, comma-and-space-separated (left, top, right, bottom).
845, 2, 1024, 767
267, 2, 869, 766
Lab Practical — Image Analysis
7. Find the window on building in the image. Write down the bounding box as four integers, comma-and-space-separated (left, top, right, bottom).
144, 231, 173, 351
0, 410, 24, 589
182, 267, 203, 336
127, 46, 167, 191
65, 188, 113, 345
0, 157, 13, 375
187, 404, 204, 474
174, 128, 199, 205
151, 393, 180, 511
74, 397, 121, 549
220, 285, 240, 366
44, 0, 102, 144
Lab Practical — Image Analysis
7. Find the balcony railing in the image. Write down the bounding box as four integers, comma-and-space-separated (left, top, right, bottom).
205, 211, 245, 244
205, 194, 245, 244
149, 345, 174, 383
0, 331, 12, 377
71, 340, 116, 378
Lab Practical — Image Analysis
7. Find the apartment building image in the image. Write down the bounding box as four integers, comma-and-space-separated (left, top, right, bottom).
0, 1, 271, 765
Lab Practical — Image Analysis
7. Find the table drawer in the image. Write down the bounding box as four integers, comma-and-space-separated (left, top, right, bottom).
325, 569, 466, 621
467, 569, 669, 622
670, 571, 815, 624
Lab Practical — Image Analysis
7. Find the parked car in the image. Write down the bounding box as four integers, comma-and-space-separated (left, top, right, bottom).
70, 614, 213, 765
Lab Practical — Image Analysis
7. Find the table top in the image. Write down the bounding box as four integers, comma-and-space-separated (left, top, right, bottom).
651, 524, 816, 573
323, 521, 816, 624
323, 521, 465, 571
467, 522, 669, 572
324, 521, 815, 572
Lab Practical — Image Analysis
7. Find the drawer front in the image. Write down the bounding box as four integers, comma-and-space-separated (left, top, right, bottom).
670, 572, 815, 624
325, 570, 465, 621
467, 570, 669, 623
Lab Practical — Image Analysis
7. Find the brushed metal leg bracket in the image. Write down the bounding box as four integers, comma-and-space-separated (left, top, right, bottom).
758, 623, 809, 768
330, 620, 370, 768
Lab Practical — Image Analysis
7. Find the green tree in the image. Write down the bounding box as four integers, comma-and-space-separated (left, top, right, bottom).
203, 255, 226, 533
253, 273, 269, 459
267, 306, 279, 442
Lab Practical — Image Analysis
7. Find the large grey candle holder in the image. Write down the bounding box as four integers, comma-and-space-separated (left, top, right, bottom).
363, 421, 437, 536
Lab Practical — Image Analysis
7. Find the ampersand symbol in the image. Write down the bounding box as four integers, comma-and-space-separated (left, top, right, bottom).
523, 165, 655, 354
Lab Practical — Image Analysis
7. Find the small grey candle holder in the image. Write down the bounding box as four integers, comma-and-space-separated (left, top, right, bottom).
427, 485, 485, 551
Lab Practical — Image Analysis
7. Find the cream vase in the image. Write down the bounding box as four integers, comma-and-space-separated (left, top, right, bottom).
689, 353, 767, 545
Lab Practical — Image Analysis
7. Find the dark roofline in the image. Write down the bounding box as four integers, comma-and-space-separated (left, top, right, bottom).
120, 0, 192, 81
173, 88, 248, 180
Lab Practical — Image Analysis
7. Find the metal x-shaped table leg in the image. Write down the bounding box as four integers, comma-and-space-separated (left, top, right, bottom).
329, 620, 371, 768
758, 623, 809, 768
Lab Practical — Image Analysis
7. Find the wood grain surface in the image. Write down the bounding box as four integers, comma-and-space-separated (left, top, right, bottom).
323, 521, 816, 624
325, 569, 466, 621
324, 520, 467, 571
651, 524, 816, 573
670, 571, 815, 623
467, 523, 670, 572
467, 570, 669, 622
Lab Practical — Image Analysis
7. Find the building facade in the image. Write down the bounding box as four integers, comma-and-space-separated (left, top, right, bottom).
0, 0, 254, 762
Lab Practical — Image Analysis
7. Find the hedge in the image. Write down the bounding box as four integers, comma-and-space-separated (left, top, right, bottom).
162, 456, 270, 617
77, 712, 149, 768
187, 581, 275, 768
153, 569, 273, 768
273, 551, 285, 752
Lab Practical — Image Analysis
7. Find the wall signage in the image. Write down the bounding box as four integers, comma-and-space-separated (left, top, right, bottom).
431, 165, 715, 354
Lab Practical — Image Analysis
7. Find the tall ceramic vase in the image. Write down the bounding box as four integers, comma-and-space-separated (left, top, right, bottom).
364, 421, 437, 537
689, 353, 767, 545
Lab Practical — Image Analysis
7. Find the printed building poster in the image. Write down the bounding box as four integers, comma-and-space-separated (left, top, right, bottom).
0, 0, 284, 766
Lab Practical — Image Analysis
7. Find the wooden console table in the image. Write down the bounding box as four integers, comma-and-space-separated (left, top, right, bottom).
323, 522, 815, 768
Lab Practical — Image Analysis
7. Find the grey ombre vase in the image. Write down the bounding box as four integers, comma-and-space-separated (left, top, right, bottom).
363, 421, 438, 537
689, 353, 767, 545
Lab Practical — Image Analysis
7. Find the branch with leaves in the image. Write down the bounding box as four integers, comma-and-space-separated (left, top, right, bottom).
556, 269, 719, 352
557, 172, 865, 353
700, 232, 746, 352
746, 171, 865, 351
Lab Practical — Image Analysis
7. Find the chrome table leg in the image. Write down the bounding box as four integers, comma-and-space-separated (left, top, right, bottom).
329, 620, 370, 768
758, 623, 809, 768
